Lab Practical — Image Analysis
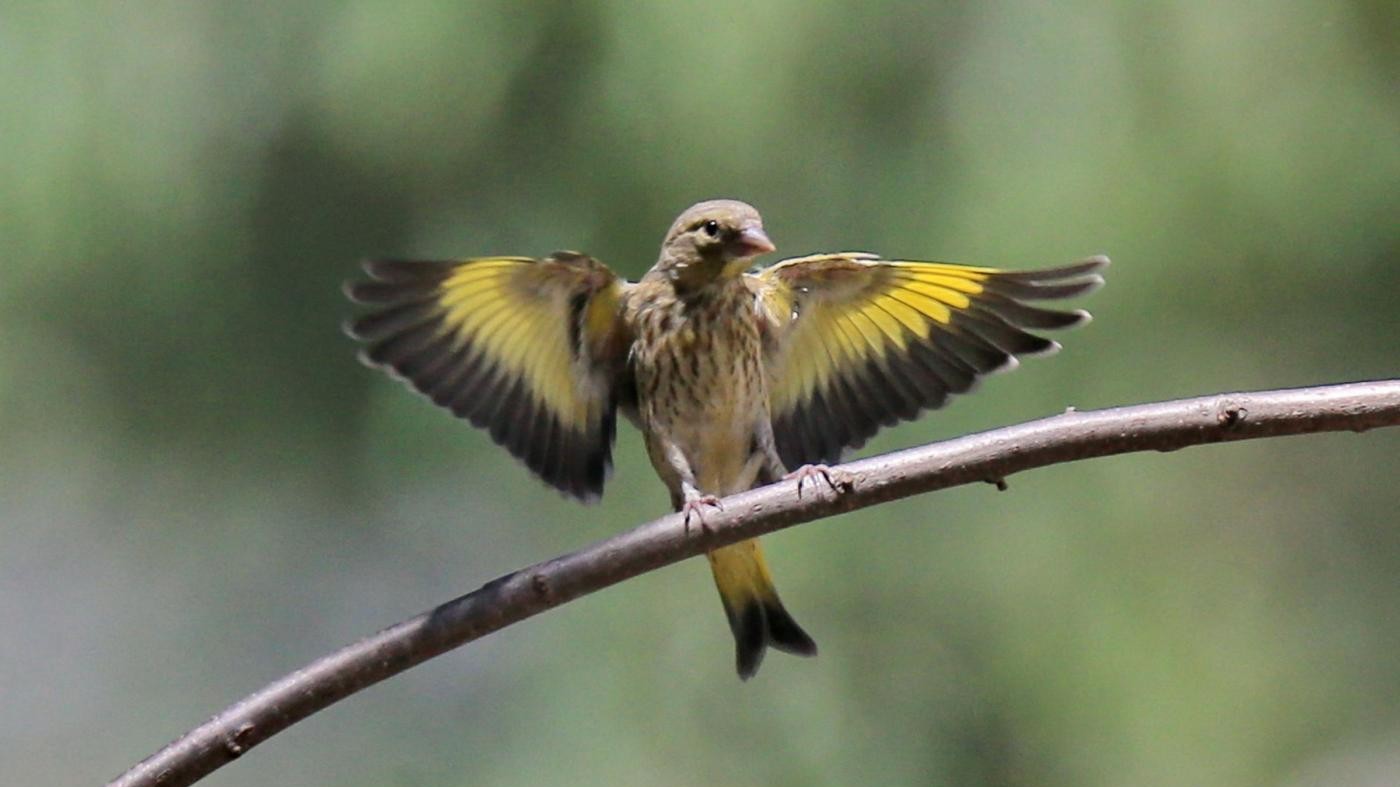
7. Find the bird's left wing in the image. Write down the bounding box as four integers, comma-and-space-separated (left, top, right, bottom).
751, 253, 1107, 470
345, 252, 632, 500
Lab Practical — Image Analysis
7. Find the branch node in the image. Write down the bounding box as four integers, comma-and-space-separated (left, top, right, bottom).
986, 477, 1009, 492
223, 722, 255, 757
1217, 404, 1247, 429
530, 572, 553, 603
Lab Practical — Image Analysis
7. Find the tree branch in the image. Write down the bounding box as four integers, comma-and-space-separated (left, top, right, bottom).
109, 380, 1400, 787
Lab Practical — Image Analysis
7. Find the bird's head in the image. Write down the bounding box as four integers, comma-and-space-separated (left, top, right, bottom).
654, 199, 775, 289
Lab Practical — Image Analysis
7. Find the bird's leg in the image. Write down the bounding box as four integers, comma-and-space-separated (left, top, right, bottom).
680, 482, 724, 535
783, 463, 853, 498
759, 433, 852, 499
659, 439, 722, 535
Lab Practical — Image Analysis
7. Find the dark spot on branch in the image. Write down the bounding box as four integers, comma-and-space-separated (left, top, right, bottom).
224, 723, 255, 757
1218, 405, 1247, 429
986, 477, 1008, 491
530, 573, 553, 602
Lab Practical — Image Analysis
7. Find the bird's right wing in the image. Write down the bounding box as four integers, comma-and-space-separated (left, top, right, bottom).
345, 252, 632, 500
751, 253, 1107, 469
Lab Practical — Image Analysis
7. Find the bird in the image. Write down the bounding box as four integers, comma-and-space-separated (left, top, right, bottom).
345, 199, 1107, 679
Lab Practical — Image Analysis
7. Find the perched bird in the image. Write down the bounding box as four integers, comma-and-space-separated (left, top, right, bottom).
345, 199, 1107, 679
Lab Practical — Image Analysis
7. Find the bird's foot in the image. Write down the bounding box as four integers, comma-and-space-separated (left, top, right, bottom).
682, 494, 724, 535
784, 464, 852, 498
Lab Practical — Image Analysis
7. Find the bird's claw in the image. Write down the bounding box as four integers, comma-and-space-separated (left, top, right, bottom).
682, 494, 724, 535
784, 464, 852, 498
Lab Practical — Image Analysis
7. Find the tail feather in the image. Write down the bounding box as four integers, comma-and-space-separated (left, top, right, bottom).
708, 538, 817, 679
764, 601, 818, 657
731, 603, 768, 679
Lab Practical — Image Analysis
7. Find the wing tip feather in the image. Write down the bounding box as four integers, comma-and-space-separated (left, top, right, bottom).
1073, 275, 1106, 298
988, 353, 1020, 376
1054, 254, 1111, 277
354, 346, 379, 369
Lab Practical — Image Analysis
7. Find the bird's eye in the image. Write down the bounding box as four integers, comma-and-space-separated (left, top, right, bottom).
701, 219, 720, 237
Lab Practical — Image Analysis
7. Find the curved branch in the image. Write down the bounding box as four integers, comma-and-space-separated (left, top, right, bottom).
109, 380, 1400, 787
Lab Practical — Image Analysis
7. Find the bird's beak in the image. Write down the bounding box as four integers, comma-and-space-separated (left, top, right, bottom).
736, 225, 776, 257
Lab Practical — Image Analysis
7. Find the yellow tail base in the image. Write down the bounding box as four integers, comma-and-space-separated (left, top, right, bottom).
707, 538, 817, 679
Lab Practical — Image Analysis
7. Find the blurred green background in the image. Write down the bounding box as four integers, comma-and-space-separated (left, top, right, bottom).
3, 2, 1398, 786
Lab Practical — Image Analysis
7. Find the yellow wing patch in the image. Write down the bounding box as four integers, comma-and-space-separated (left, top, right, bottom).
345, 253, 629, 500
436, 262, 587, 427
753, 253, 1107, 469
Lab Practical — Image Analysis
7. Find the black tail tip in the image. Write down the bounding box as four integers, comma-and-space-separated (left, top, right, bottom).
731, 600, 818, 680
765, 602, 818, 657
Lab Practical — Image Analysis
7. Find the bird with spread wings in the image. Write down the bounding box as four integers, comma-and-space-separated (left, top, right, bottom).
346, 199, 1107, 679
